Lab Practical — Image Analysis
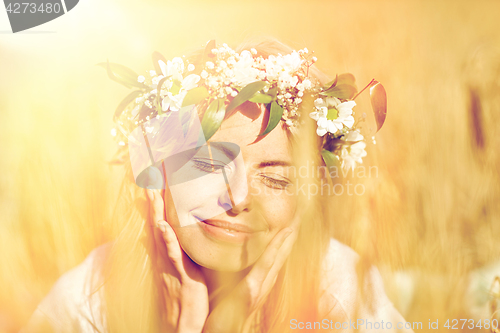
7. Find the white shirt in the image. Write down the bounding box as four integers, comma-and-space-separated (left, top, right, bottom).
24, 239, 411, 332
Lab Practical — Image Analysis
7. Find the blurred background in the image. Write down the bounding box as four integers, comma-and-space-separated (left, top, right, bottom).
1, 0, 499, 331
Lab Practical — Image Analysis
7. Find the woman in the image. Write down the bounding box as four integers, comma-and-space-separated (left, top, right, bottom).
24, 38, 412, 332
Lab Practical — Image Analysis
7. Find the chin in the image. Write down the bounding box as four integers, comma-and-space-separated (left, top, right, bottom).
176, 231, 259, 272
174, 218, 267, 272
189, 253, 250, 272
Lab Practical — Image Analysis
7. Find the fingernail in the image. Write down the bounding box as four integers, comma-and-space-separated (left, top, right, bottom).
156, 221, 168, 233
284, 228, 293, 238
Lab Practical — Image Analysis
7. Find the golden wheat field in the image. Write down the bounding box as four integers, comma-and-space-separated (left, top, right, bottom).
1, 0, 500, 332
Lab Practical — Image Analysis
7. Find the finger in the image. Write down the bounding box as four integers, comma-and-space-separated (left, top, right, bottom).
146, 189, 169, 264
156, 220, 191, 281
241, 213, 301, 297
266, 216, 300, 280
246, 227, 293, 285
146, 188, 165, 228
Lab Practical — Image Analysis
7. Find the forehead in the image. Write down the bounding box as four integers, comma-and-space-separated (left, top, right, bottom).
209, 104, 291, 163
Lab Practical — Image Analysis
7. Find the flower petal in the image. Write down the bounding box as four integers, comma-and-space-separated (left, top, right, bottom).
316, 127, 327, 136
309, 111, 320, 121
182, 74, 201, 91
342, 116, 355, 128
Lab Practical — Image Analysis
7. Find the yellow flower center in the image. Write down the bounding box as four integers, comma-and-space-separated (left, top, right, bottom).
326, 108, 338, 120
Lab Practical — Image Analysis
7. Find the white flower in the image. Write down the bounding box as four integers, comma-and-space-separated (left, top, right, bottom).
282, 51, 303, 73
336, 100, 356, 128
162, 92, 185, 112
137, 75, 145, 83
182, 74, 201, 90
309, 97, 356, 136
110, 128, 117, 137
159, 57, 184, 82
341, 130, 367, 171
206, 61, 215, 69
232, 51, 259, 86
200, 70, 208, 79
187, 64, 195, 72
161, 74, 200, 112
302, 79, 312, 90
135, 96, 146, 104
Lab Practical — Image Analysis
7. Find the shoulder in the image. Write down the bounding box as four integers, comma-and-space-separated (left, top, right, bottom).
319, 238, 413, 332
23, 243, 111, 333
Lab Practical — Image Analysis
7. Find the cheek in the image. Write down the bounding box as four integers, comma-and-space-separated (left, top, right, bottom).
256, 191, 297, 231
165, 174, 233, 226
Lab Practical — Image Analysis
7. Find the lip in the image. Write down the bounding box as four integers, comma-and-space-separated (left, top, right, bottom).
195, 217, 263, 244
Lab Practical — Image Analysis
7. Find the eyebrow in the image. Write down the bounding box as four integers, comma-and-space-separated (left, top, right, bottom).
207, 142, 238, 161
258, 160, 292, 168
206, 143, 291, 168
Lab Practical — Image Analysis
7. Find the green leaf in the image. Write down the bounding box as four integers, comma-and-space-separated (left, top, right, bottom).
226, 81, 268, 113
97, 60, 149, 89
370, 81, 387, 133
98, 60, 131, 89
321, 149, 340, 175
267, 86, 278, 99
337, 73, 356, 87
113, 90, 143, 121
324, 74, 338, 90
321, 84, 357, 99
152, 51, 167, 75
249, 92, 273, 104
182, 86, 209, 107
201, 98, 226, 141
249, 85, 278, 103
259, 101, 284, 136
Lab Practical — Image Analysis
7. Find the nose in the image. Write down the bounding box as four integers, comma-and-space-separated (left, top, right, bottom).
225, 186, 253, 214
218, 161, 251, 214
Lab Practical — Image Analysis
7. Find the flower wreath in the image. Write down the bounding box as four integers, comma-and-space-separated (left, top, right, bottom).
101, 40, 387, 173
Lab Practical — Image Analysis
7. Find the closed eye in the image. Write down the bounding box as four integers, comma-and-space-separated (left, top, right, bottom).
192, 159, 228, 173
259, 174, 292, 190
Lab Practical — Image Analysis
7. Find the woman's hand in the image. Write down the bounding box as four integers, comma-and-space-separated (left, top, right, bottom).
146, 189, 209, 333
202, 215, 300, 333
147, 187, 300, 333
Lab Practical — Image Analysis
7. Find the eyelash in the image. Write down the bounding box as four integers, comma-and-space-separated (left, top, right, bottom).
192, 161, 291, 190
259, 174, 291, 190
192, 159, 226, 173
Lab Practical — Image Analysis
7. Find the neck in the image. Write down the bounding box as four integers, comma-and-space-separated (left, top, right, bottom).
200, 266, 251, 307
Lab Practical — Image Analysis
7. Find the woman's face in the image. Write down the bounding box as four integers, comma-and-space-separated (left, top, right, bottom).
162, 103, 297, 272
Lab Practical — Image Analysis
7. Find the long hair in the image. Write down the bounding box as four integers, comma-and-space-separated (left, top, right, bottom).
100, 37, 334, 333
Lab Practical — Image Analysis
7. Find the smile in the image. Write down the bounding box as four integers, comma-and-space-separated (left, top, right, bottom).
194, 217, 261, 244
